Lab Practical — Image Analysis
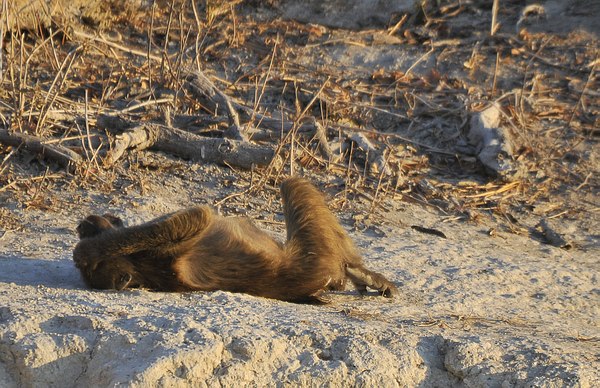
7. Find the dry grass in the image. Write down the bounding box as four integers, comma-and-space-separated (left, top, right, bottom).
0, 1, 598, 231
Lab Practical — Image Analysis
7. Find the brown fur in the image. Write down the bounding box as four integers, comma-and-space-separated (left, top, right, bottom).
73, 178, 398, 303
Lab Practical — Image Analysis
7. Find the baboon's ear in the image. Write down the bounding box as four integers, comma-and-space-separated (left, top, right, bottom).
115, 273, 133, 290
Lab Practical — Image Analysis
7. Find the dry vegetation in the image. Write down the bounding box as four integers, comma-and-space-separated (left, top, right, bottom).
0, 0, 598, 245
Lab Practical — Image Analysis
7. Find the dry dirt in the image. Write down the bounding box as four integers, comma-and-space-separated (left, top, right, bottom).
1, 1, 599, 387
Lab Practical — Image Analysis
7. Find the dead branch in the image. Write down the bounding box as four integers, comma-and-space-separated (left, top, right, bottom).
312, 121, 333, 161
240, 115, 333, 161
103, 123, 274, 169
184, 71, 246, 141
0, 129, 82, 172
468, 104, 523, 181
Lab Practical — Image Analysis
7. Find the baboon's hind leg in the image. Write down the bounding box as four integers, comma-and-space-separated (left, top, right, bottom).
346, 266, 398, 298
280, 177, 398, 300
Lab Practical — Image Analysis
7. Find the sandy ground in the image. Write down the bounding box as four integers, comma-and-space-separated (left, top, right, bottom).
0, 165, 598, 387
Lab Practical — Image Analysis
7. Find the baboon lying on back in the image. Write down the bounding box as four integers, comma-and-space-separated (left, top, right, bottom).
73, 177, 398, 303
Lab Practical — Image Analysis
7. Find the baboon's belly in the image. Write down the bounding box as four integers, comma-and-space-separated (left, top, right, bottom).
172, 218, 285, 292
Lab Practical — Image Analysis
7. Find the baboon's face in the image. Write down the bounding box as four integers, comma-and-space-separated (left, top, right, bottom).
76, 258, 135, 291
75, 213, 131, 290
77, 214, 123, 239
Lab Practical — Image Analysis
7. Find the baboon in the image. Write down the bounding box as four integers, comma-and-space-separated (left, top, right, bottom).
73, 177, 398, 303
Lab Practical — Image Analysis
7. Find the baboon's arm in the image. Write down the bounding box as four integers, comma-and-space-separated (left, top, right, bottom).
78, 206, 213, 256
346, 266, 398, 298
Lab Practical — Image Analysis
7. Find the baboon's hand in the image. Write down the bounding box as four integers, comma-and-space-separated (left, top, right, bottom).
77, 214, 123, 239
114, 272, 133, 290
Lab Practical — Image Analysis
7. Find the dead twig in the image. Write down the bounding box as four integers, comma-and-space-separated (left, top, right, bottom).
0, 128, 82, 172
184, 70, 246, 141
73, 30, 164, 62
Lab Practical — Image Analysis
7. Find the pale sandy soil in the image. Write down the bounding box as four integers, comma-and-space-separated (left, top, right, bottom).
1, 166, 598, 387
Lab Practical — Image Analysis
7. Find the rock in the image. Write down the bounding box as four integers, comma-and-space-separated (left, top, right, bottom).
467, 104, 523, 181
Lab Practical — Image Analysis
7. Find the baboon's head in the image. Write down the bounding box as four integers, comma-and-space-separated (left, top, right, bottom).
76, 257, 136, 291
76, 214, 124, 239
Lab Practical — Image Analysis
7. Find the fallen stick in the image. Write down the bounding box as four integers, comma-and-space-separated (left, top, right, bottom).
184, 71, 246, 141
103, 123, 274, 169
468, 104, 522, 180
0, 129, 82, 172
241, 115, 333, 161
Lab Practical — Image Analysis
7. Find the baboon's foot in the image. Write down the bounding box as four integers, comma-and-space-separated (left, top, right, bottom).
346, 266, 398, 298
